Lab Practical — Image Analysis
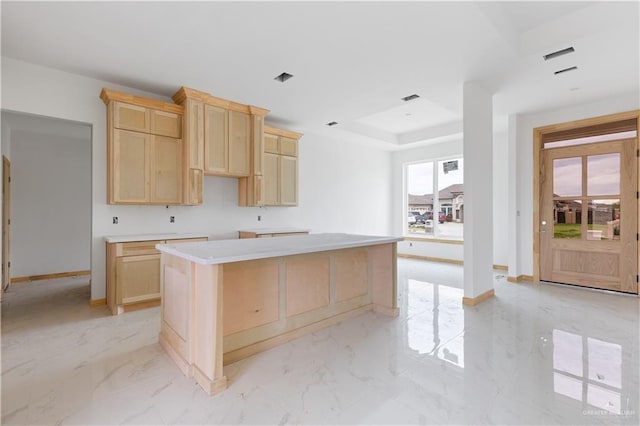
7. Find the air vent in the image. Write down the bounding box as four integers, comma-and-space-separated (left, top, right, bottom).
401, 94, 420, 102
554, 66, 578, 75
274, 72, 294, 83
543, 47, 575, 61
326, 121, 338, 126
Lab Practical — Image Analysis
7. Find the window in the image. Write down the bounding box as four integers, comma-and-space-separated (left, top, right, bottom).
405, 157, 464, 240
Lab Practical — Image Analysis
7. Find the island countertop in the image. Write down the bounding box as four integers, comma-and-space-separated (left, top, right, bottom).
156, 233, 402, 265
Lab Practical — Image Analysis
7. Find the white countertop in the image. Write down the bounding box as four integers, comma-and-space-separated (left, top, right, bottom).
156, 233, 402, 265
238, 227, 311, 235
104, 233, 209, 243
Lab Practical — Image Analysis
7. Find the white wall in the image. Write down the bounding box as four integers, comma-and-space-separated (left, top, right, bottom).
9, 127, 91, 277
513, 92, 640, 276
1, 57, 393, 300
391, 134, 509, 267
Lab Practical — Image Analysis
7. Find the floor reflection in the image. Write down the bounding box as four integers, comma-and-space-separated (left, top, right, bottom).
553, 329, 625, 414
405, 278, 464, 368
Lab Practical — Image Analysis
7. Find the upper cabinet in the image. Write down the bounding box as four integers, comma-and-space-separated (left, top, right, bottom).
102, 86, 301, 208
240, 126, 302, 207
102, 89, 184, 205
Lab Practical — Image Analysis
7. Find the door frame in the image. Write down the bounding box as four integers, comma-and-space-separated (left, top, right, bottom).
533, 109, 640, 292
2, 155, 10, 296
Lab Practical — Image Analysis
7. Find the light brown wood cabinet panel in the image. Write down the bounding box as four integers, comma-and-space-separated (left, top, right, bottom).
188, 168, 203, 205
113, 102, 150, 133
150, 135, 182, 204
116, 254, 161, 305
181, 99, 204, 205
112, 129, 149, 203
263, 152, 279, 205
150, 109, 182, 138
204, 104, 228, 174
264, 133, 279, 154
280, 155, 297, 205
280, 137, 297, 157
228, 111, 250, 176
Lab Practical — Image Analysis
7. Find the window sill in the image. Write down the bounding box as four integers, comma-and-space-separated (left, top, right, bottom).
403, 236, 464, 245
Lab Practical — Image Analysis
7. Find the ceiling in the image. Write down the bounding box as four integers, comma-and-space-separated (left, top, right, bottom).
2, 1, 638, 150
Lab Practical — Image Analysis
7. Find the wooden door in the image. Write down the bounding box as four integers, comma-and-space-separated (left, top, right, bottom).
204, 104, 227, 174
228, 110, 250, 176
113, 129, 149, 203
150, 135, 182, 204
116, 254, 161, 304
540, 139, 637, 293
2, 156, 10, 293
280, 155, 298, 206
263, 152, 279, 205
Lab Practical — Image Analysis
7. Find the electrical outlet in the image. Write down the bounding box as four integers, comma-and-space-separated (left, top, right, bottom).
258, 215, 261, 221
112, 217, 118, 224
170, 216, 175, 223
409, 242, 413, 247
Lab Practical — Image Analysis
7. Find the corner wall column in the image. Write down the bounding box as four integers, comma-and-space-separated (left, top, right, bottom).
462, 81, 494, 305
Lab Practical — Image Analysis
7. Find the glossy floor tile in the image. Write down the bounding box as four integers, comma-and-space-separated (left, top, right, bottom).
1, 259, 639, 425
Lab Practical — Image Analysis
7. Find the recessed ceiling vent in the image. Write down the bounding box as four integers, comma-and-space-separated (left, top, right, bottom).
274, 72, 294, 82
554, 66, 578, 75
401, 94, 420, 102
543, 47, 575, 61
326, 121, 338, 126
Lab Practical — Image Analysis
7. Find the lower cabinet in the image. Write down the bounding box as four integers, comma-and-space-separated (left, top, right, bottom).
239, 231, 309, 239
106, 237, 207, 315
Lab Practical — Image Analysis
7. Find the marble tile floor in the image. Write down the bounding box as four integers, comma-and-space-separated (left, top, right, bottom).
1, 258, 639, 425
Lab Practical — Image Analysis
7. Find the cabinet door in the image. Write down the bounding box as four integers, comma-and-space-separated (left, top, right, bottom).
150, 109, 182, 138
150, 136, 182, 204
280, 155, 297, 206
228, 110, 250, 176
263, 152, 279, 205
116, 254, 161, 304
280, 137, 298, 157
204, 104, 228, 174
113, 102, 150, 133
112, 129, 149, 203
264, 134, 279, 154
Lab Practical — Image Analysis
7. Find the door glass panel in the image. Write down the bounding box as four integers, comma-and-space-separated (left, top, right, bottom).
554, 199, 582, 239
587, 199, 620, 240
587, 153, 620, 196
553, 157, 582, 197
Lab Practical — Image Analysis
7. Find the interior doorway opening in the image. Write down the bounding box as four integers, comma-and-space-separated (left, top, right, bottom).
1, 111, 92, 300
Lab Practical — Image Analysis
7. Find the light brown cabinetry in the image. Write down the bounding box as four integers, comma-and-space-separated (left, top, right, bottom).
101, 89, 184, 205
239, 126, 302, 207
204, 105, 250, 177
106, 236, 207, 315
262, 127, 301, 206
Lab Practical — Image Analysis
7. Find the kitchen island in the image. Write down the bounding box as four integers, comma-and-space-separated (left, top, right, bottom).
156, 233, 401, 395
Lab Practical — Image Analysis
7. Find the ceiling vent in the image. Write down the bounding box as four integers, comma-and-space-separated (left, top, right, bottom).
543, 47, 575, 61
274, 72, 294, 83
401, 94, 420, 102
326, 121, 338, 126
554, 66, 578, 75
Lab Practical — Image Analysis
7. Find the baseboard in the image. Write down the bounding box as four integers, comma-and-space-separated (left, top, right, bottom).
398, 253, 464, 266
462, 288, 495, 306
11, 270, 90, 284
493, 264, 508, 271
507, 274, 534, 283
89, 298, 106, 307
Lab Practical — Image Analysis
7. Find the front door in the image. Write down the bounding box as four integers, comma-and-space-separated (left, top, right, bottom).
540, 139, 637, 293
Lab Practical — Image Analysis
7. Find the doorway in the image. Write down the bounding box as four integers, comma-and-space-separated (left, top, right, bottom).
534, 111, 639, 294
1, 111, 92, 298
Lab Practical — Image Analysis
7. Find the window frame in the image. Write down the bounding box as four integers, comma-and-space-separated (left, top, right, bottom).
403, 155, 464, 242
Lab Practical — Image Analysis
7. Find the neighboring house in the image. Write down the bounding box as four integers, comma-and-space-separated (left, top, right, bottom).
408, 184, 464, 222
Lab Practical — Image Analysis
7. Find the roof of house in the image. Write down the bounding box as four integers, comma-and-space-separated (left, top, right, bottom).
408, 184, 464, 205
